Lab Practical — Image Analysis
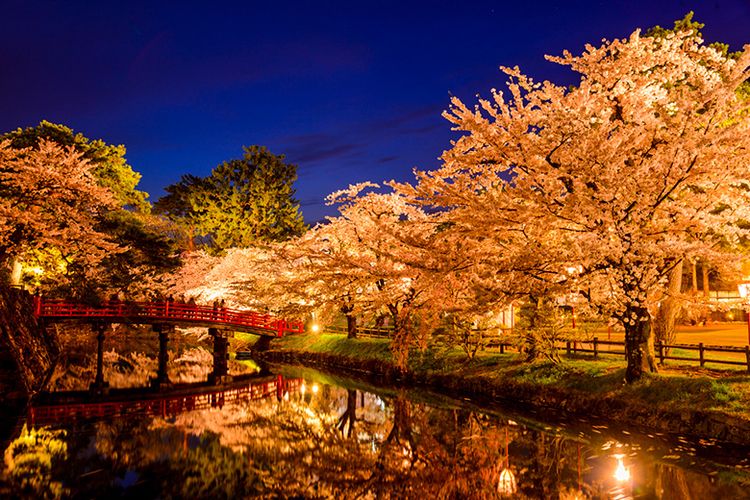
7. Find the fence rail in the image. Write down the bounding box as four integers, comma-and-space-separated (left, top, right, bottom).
555, 338, 750, 370
324, 325, 393, 338
324, 325, 750, 371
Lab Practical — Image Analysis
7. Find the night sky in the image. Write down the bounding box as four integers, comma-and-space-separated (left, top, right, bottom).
2, 1, 748, 223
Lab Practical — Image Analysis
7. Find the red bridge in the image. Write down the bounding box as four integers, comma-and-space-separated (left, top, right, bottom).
33, 297, 304, 337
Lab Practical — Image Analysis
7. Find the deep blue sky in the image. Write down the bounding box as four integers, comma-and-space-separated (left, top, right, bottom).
2, 1, 748, 223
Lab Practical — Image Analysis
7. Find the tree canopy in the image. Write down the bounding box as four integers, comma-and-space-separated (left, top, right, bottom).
2, 121, 149, 211
400, 28, 750, 381
0, 140, 121, 282
155, 146, 306, 250
0, 121, 179, 298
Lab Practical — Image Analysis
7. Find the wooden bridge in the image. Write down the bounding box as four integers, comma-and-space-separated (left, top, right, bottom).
33, 297, 304, 337
28, 374, 303, 427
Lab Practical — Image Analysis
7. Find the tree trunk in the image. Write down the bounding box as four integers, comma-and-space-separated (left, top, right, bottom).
654, 260, 683, 348
346, 314, 357, 339
702, 265, 710, 298
691, 260, 698, 293
523, 296, 540, 362
388, 304, 412, 370
624, 307, 658, 383
9, 257, 21, 287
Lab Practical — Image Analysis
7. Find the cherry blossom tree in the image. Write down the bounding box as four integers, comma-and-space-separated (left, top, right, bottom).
316, 184, 466, 366
405, 30, 750, 382
0, 140, 121, 289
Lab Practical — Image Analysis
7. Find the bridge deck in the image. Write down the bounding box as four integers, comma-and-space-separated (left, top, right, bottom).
34, 298, 303, 337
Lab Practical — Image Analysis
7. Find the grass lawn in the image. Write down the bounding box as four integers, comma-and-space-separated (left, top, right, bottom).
275, 333, 393, 361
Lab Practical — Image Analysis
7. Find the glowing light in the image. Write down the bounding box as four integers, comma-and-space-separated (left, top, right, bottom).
311, 383, 319, 394
300, 383, 307, 395
311, 323, 320, 333
497, 468, 517, 495
613, 455, 630, 482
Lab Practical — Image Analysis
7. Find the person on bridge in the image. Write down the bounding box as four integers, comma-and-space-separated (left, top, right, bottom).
166, 295, 174, 317
187, 296, 196, 319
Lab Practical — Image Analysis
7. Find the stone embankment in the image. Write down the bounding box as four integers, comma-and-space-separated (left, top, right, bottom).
0, 287, 58, 399
257, 348, 750, 447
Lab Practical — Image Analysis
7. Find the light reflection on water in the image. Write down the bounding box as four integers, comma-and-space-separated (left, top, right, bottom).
2, 366, 750, 499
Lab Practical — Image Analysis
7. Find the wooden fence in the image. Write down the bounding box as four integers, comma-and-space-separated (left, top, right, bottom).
324, 325, 393, 338
562, 338, 750, 371
323, 325, 750, 372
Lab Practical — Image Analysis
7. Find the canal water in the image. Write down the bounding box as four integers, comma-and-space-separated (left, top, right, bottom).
2, 356, 750, 498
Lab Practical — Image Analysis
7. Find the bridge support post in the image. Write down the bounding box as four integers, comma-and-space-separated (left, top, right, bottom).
252, 335, 273, 353
150, 324, 174, 390
208, 328, 233, 385
90, 323, 110, 395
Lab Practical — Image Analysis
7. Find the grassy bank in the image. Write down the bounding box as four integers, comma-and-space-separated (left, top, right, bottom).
258, 333, 750, 444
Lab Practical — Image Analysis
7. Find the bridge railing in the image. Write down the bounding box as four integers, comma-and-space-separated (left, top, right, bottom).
34, 298, 304, 337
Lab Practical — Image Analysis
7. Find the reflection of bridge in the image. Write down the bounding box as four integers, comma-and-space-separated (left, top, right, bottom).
28, 374, 303, 427
34, 298, 304, 337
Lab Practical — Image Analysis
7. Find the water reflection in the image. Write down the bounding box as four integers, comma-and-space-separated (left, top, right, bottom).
3, 368, 750, 498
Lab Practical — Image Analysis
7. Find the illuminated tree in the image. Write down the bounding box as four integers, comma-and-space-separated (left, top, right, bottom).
2, 120, 149, 210
1, 121, 179, 296
407, 29, 750, 381
155, 146, 306, 250
0, 140, 121, 286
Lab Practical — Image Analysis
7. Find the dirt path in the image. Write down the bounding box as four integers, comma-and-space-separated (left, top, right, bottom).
587, 322, 750, 346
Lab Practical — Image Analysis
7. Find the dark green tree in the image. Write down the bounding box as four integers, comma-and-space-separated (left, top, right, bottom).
646, 12, 750, 99
155, 146, 306, 250
2, 121, 149, 211
151, 174, 208, 251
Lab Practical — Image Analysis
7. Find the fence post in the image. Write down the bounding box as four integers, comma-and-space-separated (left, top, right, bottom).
500, 342, 505, 354
566, 341, 570, 356
699, 343, 705, 367
745, 346, 750, 374
657, 341, 664, 365
593, 337, 598, 359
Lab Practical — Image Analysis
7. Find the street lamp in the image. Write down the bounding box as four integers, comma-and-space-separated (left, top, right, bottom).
738, 282, 750, 345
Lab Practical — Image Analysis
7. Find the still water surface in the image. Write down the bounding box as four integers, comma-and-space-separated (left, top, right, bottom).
2, 362, 750, 499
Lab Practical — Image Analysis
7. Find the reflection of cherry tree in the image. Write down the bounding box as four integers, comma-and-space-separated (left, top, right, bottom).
47, 339, 220, 390
2, 425, 67, 498
336, 389, 357, 438
12, 383, 750, 498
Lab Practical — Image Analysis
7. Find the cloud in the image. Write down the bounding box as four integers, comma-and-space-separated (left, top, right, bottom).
362, 105, 443, 134
377, 155, 398, 164
282, 133, 364, 165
